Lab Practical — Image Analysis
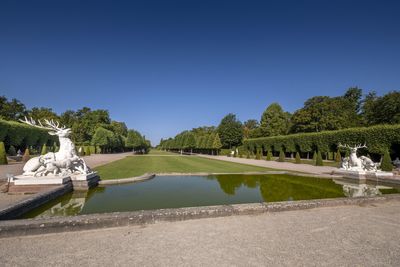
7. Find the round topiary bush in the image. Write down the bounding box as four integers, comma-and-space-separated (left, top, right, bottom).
0, 142, 8, 165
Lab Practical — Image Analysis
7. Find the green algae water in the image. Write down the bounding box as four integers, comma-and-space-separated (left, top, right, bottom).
21, 174, 400, 218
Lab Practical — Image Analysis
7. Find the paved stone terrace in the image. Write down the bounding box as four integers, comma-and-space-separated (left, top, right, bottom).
1, 199, 399, 266
198, 154, 337, 175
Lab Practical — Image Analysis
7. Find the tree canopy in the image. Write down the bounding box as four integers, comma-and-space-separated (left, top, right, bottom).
217, 113, 243, 148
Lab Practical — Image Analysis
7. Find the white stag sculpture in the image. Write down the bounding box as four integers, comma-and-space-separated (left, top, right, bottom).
338, 143, 379, 172
19, 117, 91, 177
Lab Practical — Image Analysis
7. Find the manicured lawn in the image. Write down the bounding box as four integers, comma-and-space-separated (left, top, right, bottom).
95, 155, 273, 179
147, 149, 176, 155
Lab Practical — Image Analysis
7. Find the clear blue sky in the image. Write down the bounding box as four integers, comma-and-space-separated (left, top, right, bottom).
1, 0, 399, 145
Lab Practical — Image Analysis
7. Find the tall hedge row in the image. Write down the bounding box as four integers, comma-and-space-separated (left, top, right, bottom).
244, 124, 400, 154
0, 119, 57, 149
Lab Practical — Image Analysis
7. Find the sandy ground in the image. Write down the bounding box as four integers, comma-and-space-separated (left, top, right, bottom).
198, 154, 337, 175
1, 200, 399, 266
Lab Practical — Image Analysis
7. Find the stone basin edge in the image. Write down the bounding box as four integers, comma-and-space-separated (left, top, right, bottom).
0, 194, 399, 238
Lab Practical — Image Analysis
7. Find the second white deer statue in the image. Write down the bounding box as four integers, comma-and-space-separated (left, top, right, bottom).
338, 143, 379, 171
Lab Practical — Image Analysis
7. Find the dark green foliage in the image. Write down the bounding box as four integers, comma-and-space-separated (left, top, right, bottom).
0, 142, 7, 165
315, 151, 324, 166
217, 113, 243, 148
41, 144, 47, 155
246, 150, 250, 159
362, 91, 400, 125
8, 145, 16, 156
380, 150, 393, 172
0, 96, 26, 121
22, 148, 30, 162
278, 150, 285, 162
295, 152, 301, 164
260, 103, 290, 137
290, 88, 362, 133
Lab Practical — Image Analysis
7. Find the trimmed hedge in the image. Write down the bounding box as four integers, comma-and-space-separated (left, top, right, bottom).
244, 124, 400, 155
0, 119, 57, 149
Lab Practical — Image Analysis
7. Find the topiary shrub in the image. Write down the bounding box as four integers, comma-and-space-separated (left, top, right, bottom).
335, 148, 341, 162
312, 151, 317, 161
0, 142, 8, 165
266, 150, 272, 161
246, 151, 250, 159
295, 152, 301, 164
84, 146, 91, 156
255, 149, 261, 160
278, 150, 285, 162
8, 145, 16, 156
41, 144, 47, 155
315, 151, 324, 166
22, 148, 30, 162
380, 149, 393, 172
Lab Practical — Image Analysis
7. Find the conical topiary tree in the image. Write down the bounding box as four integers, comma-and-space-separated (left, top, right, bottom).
266, 150, 272, 161
22, 148, 30, 162
255, 149, 261, 160
312, 151, 317, 161
278, 149, 285, 162
0, 142, 8, 165
295, 152, 301, 164
41, 144, 47, 155
53, 142, 59, 152
315, 151, 324, 166
335, 148, 341, 162
380, 149, 393, 172
84, 146, 91, 156
246, 150, 250, 159
8, 145, 16, 156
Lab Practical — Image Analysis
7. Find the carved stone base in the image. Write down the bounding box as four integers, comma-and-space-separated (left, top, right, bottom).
333, 169, 394, 181
70, 172, 100, 190
10, 175, 71, 186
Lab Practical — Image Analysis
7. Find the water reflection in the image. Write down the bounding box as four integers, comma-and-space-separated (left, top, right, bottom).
22, 174, 400, 219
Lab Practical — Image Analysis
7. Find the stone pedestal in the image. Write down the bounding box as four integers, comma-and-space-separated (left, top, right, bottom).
70, 172, 100, 190
11, 175, 71, 186
333, 169, 394, 182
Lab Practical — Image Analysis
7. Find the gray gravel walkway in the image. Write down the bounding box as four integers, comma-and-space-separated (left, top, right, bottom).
198, 154, 337, 175
1, 200, 399, 266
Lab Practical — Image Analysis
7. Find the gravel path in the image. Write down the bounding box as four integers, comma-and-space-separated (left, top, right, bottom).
1, 200, 399, 266
198, 154, 337, 175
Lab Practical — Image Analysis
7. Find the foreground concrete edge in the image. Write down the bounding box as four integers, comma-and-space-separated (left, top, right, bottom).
0, 194, 399, 238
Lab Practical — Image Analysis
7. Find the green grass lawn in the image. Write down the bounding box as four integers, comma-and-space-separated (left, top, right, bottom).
95, 155, 273, 179
147, 149, 176, 155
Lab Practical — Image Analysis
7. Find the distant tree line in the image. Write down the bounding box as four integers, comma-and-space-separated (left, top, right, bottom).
0, 96, 150, 155
159, 88, 400, 157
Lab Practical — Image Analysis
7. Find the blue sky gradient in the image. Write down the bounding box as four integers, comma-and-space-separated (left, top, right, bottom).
1, 0, 399, 144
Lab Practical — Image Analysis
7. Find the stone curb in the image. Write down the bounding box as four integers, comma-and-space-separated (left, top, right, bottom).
0, 183, 73, 220
0, 194, 399, 238
98, 174, 155, 185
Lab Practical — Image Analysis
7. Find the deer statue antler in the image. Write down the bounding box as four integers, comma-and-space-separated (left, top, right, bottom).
338, 143, 351, 149
355, 143, 367, 149
19, 117, 66, 131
